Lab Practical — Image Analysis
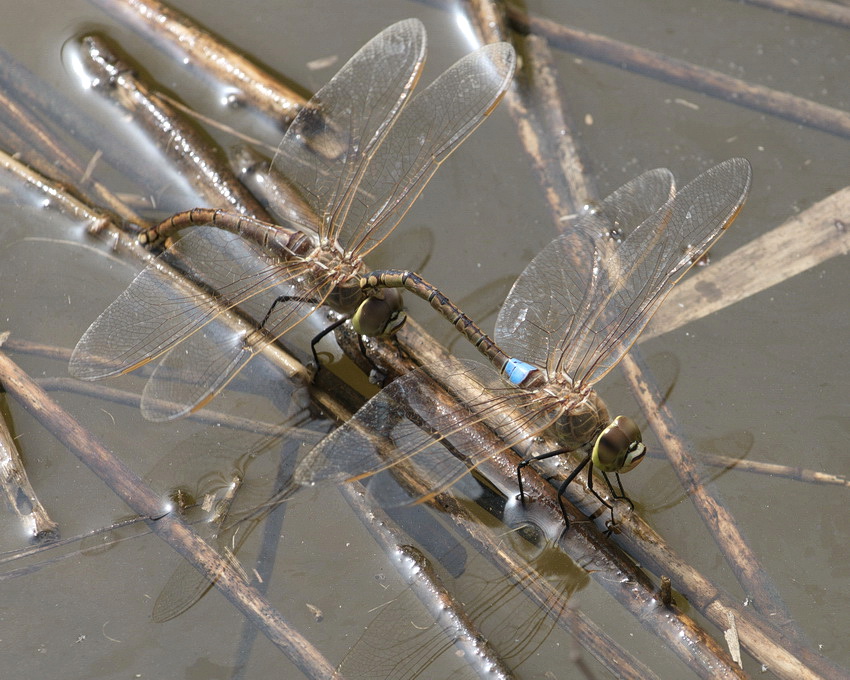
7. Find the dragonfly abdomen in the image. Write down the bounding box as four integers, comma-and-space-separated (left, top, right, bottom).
140, 209, 315, 261
361, 269, 514, 370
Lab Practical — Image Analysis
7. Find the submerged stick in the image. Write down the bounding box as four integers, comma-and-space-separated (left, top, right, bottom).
0, 336, 59, 541
77, 33, 272, 219
0, 87, 143, 226
0, 350, 338, 679
644, 185, 850, 340
89, 0, 306, 128
507, 7, 850, 140
462, 0, 586, 219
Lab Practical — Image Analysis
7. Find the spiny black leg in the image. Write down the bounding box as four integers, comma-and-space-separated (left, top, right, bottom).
309, 316, 348, 369
602, 472, 634, 512
583, 464, 620, 533
516, 447, 572, 504
259, 294, 305, 329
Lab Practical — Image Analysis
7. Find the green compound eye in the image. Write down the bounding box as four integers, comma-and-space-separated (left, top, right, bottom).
592, 415, 646, 474
351, 289, 407, 337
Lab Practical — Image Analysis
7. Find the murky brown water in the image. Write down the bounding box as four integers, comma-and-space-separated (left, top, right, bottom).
0, 1, 848, 678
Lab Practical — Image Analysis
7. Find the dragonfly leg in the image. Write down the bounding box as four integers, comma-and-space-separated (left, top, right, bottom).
309, 316, 348, 369
256, 293, 331, 369
517, 449, 592, 532
602, 471, 634, 511
582, 464, 625, 535
516, 447, 570, 503
259, 293, 317, 328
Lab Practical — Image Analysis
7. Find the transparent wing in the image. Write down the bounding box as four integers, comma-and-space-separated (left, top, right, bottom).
495, 168, 676, 371
338, 41, 516, 258
294, 359, 560, 506
497, 158, 752, 386
572, 167, 675, 241
139, 268, 333, 421
338, 545, 583, 679
70, 227, 314, 380
338, 585, 480, 680
269, 19, 427, 236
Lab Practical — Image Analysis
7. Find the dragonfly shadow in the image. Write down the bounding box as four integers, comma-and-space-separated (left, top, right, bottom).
337, 518, 589, 679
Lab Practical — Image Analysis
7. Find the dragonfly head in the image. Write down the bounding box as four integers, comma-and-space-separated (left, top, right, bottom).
351, 289, 407, 337
551, 389, 610, 451
591, 415, 646, 474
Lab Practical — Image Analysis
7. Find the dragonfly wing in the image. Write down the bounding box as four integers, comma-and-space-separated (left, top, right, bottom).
338, 41, 516, 258
141, 271, 335, 421
337, 581, 480, 680
69, 227, 309, 380
269, 19, 426, 232
565, 157, 752, 385
495, 167, 677, 372
339, 544, 582, 679
571, 167, 675, 240
294, 359, 559, 506
71, 228, 285, 379
499, 159, 752, 387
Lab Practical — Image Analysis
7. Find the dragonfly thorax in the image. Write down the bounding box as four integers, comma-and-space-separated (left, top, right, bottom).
549, 388, 610, 451
266, 228, 315, 260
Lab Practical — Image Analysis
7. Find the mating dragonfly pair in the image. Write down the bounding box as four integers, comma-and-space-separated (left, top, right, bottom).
69, 19, 752, 529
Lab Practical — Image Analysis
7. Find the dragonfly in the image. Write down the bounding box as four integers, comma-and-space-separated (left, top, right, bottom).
295, 158, 753, 528
69, 19, 516, 421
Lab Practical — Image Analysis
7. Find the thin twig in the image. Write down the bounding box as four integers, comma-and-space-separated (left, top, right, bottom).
77, 33, 272, 219
0, 350, 339, 679
506, 6, 850, 140
89, 0, 307, 128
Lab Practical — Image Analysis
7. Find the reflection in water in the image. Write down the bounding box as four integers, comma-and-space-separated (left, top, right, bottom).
339, 522, 588, 679
148, 424, 327, 623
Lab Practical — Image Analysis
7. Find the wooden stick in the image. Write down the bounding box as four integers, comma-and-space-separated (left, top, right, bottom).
0, 335, 59, 541
0, 43, 168, 196
89, 0, 306, 128
0, 350, 338, 679
462, 0, 586, 219
739, 0, 850, 29
622, 349, 803, 639
507, 6, 850, 140
0, 87, 143, 226
77, 33, 272, 219
0, 150, 122, 235
643, 186, 850, 340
